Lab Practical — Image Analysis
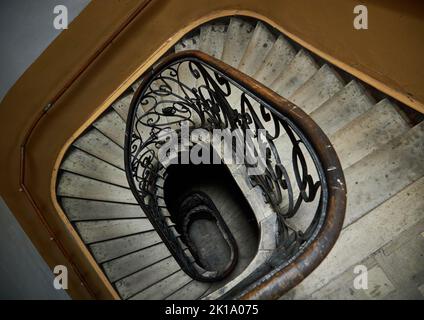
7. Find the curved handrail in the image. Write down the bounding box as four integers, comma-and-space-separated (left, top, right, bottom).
125, 50, 346, 298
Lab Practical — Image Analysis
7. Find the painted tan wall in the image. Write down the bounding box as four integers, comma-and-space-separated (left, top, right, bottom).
0, 0, 423, 299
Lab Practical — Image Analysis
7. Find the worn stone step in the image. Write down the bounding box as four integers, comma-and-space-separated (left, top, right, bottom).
61, 198, 144, 221
90, 231, 162, 263
310, 80, 375, 136
289, 175, 424, 299
60, 148, 128, 187
290, 64, 345, 114
271, 49, 319, 98
115, 255, 181, 299
57, 172, 136, 203
103, 242, 171, 282
221, 17, 254, 68
199, 22, 227, 59
253, 35, 296, 86
93, 110, 127, 148
275, 100, 410, 175
331, 99, 410, 169
73, 128, 124, 169
310, 220, 424, 299
277, 122, 422, 234
112, 91, 133, 121
75, 218, 154, 244
166, 279, 211, 300
343, 122, 424, 227
238, 22, 275, 77
130, 269, 192, 300
175, 34, 200, 52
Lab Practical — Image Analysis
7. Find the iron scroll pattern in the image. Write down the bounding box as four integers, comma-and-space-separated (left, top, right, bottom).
124, 55, 326, 281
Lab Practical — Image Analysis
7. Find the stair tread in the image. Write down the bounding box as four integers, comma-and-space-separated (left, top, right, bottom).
331, 99, 411, 169
290, 175, 424, 299
271, 49, 319, 98
115, 255, 181, 299
112, 92, 133, 121
57, 172, 136, 203
90, 231, 162, 263
103, 242, 171, 282
221, 17, 254, 68
276, 119, 420, 232
165, 279, 211, 300
60, 148, 128, 187
61, 197, 144, 221
93, 110, 126, 148
175, 35, 200, 52
238, 22, 275, 77
343, 122, 424, 227
310, 221, 424, 299
73, 128, 124, 169
130, 269, 192, 300
310, 80, 375, 136
75, 218, 154, 244
253, 35, 296, 86
290, 64, 345, 114
199, 22, 227, 59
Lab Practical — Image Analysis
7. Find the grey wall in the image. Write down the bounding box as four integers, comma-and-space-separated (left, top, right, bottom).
0, 0, 90, 299
0, 0, 90, 101
0, 197, 70, 299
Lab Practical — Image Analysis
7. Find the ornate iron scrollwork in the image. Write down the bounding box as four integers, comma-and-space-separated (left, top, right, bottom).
125, 51, 328, 282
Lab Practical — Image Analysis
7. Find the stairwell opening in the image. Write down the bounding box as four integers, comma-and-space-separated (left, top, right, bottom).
163, 161, 260, 281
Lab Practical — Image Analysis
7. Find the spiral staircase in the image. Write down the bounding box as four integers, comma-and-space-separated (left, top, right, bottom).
56, 17, 424, 300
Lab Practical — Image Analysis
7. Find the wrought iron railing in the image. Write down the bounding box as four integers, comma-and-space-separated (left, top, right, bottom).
124, 51, 346, 298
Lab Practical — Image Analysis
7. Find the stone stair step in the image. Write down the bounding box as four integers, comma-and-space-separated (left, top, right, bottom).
61, 197, 144, 221
112, 91, 133, 121
221, 17, 254, 68
103, 242, 171, 282
253, 35, 296, 86
331, 99, 410, 169
60, 148, 128, 187
343, 122, 424, 227
199, 22, 227, 59
130, 269, 192, 300
290, 64, 345, 114
115, 255, 181, 299
238, 22, 275, 77
165, 279, 211, 300
57, 172, 136, 203
75, 218, 154, 244
281, 121, 423, 237
289, 175, 424, 299
90, 231, 162, 263
271, 49, 319, 98
175, 34, 200, 52
310, 220, 424, 299
310, 80, 375, 136
73, 128, 124, 169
